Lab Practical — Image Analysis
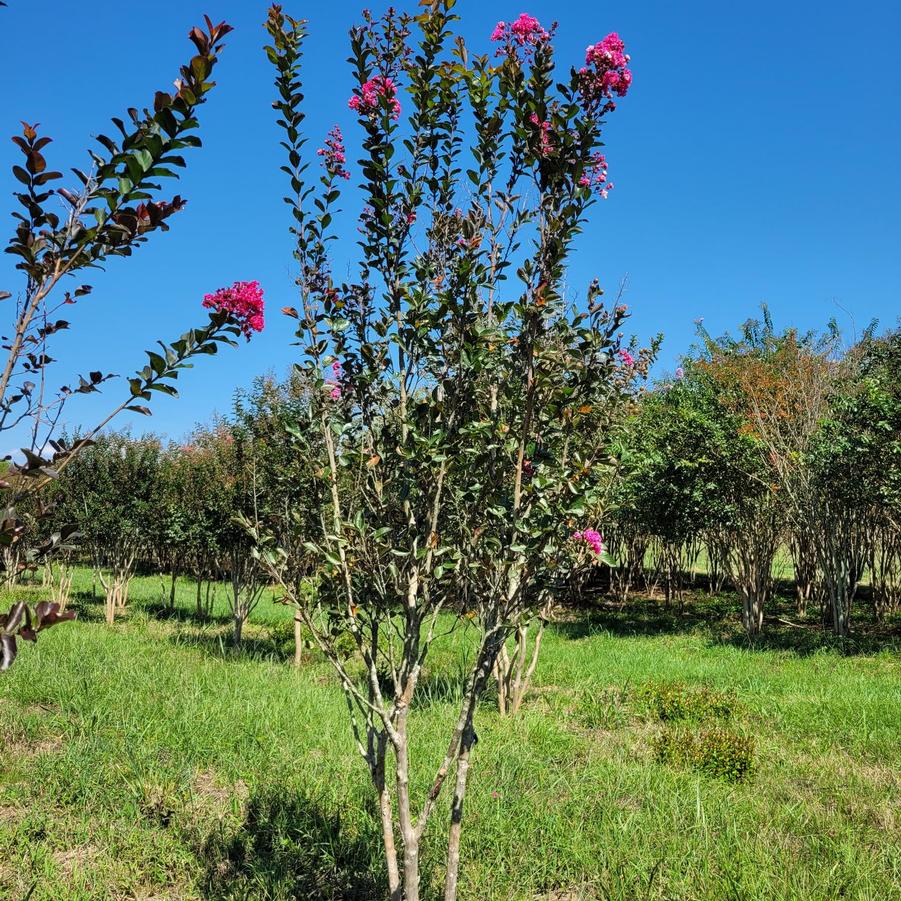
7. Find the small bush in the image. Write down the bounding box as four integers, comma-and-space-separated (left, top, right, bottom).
639, 681, 736, 722
653, 726, 755, 782
269, 619, 356, 661
269, 618, 299, 654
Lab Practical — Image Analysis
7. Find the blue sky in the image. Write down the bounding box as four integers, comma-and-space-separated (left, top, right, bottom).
1, 0, 899, 443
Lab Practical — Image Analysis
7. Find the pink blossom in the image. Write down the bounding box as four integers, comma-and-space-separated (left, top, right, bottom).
585, 33, 629, 69
675, 366, 685, 379
618, 348, 635, 366
572, 528, 604, 556
202, 280, 264, 340
348, 75, 401, 120
316, 125, 350, 180
529, 113, 555, 157
579, 32, 633, 114
326, 359, 345, 399
510, 13, 547, 45
491, 13, 551, 59
578, 152, 612, 197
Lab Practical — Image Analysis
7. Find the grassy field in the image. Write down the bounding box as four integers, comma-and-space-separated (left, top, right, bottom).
1, 569, 899, 900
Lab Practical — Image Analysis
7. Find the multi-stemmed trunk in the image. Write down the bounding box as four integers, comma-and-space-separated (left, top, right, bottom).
720, 500, 781, 638
869, 521, 901, 621
494, 602, 550, 716
227, 551, 264, 648
790, 526, 818, 616
96, 546, 137, 625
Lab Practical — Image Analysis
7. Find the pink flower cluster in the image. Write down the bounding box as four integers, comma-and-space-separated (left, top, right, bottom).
572, 528, 604, 556
325, 359, 343, 399
529, 113, 555, 157
317, 125, 350, 180
202, 280, 264, 340
491, 13, 551, 59
579, 32, 632, 114
348, 75, 401, 120
578, 152, 612, 197
618, 348, 635, 366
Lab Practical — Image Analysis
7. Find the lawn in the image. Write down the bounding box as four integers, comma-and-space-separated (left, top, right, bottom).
1, 570, 899, 900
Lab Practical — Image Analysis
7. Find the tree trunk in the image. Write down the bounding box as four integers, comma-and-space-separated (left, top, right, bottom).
741, 591, 764, 636
372, 737, 401, 900
443, 723, 474, 901
394, 710, 420, 901
293, 614, 303, 667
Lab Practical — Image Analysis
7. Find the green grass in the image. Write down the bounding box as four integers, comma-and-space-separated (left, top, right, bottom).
1, 569, 899, 900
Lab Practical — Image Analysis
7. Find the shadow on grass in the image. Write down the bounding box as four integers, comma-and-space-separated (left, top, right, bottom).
551, 593, 730, 641
709, 616, 901, 657
144, 599, 234, 627
553, 592, 901, 657
200, 789, 384, 901
166, 626, 295, 665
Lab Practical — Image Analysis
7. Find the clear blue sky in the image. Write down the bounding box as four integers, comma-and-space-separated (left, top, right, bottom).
2, 0, 899, 443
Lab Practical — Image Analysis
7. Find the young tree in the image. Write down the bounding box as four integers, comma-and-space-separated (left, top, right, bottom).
814, 329, 901, 624
51, 433, 161, 623
613, 372, 753, 612
257, 6, 640, 898
231, 372, 325, 660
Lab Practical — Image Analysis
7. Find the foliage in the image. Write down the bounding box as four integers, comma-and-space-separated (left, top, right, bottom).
638, 681, 737, 722
0, 15, 261, 667
654, 726, 755, 782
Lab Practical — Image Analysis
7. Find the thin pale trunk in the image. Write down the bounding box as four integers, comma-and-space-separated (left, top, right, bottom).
293, 614, 303, 667
494, 645, 510, 715
443, 724, 475, 901
373, 738, 401, 900
394, 710, 420, 901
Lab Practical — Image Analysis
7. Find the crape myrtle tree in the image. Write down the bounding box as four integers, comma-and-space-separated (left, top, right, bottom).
232, 372, 324, 662
210, 424, 267, 647
492, 333, 654, 716
50, 432, 163, 624
257, 5, 642, 898
0, 16, 268, 669
177, 425, 243, 620
148, 441, 197, 610
169, 419, 270, 639
812, 329, 901, 625
697, 312, 852, 633
853, 329, 901, 620
612, 369, 749, 608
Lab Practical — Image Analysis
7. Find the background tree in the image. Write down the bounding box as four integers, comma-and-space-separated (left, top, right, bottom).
51, 432, 163, 624
812, 328, 901, 625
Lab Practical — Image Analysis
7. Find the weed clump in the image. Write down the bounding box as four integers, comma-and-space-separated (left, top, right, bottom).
653, 726, 755, 782
639, 681, 737, 722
